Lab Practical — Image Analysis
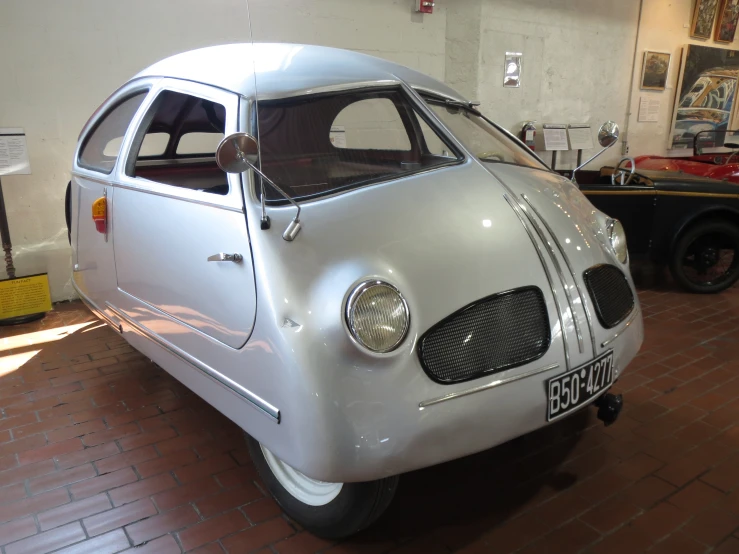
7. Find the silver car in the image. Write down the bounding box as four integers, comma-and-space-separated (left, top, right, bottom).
68, 43, 644, 538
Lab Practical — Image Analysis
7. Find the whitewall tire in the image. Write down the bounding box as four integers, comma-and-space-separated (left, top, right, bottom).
246, 434, 399, 538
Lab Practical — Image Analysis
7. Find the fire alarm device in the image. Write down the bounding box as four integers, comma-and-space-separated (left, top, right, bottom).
416, 1, 434, 14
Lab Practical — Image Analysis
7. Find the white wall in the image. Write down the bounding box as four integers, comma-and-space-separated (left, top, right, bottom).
0, 0, 446, 301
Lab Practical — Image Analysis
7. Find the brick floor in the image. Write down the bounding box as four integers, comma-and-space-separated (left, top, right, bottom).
1, 273, 739, 553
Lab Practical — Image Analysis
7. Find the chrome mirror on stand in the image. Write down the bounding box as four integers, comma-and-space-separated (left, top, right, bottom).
216, 132, 302, 241
571, 121, 620, 184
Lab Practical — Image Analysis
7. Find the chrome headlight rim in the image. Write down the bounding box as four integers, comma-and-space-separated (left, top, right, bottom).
607, 218, 628, 264
345, 279, 411, 354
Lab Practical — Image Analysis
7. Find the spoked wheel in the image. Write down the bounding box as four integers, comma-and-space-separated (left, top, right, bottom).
670, 220, 739, 293
245, 434, 399, 539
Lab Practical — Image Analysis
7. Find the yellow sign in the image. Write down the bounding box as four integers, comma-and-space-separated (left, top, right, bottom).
0, 273, 52, 320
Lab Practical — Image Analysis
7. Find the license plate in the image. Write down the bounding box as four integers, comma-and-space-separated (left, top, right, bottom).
546, 351, 614, 422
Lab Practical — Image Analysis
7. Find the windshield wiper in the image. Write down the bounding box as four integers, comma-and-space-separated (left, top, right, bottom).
444, 99, 481, 111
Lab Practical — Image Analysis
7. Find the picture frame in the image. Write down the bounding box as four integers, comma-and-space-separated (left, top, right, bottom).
641, 51, 671, 90
715, 0, 739, 43
691, 0, 720, 40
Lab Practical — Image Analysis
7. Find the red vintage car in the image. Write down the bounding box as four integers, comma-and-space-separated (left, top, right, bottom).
635, 130, 739, 183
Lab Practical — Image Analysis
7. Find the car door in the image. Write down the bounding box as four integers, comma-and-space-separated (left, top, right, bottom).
579, 176, 657, 256
111, 79, 257, 356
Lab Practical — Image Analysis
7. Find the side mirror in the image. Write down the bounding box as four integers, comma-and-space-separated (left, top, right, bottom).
571, 121, 620, 184
598, 121, 620, 148
215, 132, 303, 242
216, 133, 259, 173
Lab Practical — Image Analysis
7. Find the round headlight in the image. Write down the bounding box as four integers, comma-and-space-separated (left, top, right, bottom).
346, 281, 410, 353
608, 219, 628, 263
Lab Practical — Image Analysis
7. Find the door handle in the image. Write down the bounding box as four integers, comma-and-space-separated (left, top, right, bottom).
207, 253, 243, 263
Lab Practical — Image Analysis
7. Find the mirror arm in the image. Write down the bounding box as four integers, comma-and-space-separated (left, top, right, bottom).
571, 140, 617, 184
246, 162, 302, 241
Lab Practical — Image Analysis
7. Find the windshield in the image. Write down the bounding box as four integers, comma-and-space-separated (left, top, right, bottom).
425, 99, 548, 171
256, 88, 462, 202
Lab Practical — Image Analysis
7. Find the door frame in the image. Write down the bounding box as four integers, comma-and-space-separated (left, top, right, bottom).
115, 78, 244, 213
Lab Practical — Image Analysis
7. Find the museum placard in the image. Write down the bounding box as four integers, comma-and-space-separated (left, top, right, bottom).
0, 273, 52, 319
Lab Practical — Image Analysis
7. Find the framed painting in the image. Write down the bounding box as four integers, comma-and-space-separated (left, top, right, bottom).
641, 51, 671, 90
668, 44, 739, 150
716, 0, 739, 43
691, 0, 720, 40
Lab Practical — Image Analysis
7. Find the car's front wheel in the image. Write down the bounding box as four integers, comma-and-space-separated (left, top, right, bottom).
670, 219, 739, 293
245, 434, 399, 539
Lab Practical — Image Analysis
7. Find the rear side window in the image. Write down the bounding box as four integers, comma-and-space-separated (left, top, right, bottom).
257, 88, 460, 202
78, 92, 148, 173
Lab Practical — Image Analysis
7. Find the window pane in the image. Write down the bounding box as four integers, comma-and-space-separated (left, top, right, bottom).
127, 90, 229, 195
78, 92, 147, 174
418, 117, 455, 158
258, 89, 460, 202
427, 102, 547, 170
176, 132, 224, 155
140, 133, 170, 156
331, 98, 411, 151
103, 132, 168, 157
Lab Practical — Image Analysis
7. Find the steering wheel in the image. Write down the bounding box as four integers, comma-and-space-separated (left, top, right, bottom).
611, 156, 636, 186
724, 142, 739, 165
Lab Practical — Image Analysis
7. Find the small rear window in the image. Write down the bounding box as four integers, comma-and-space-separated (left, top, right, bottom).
257, 88, 460, 202
176, 132, 224, 155
78, 92, 148, 174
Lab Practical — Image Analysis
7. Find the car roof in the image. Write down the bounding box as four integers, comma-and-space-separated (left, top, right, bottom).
134, 43, 467, 103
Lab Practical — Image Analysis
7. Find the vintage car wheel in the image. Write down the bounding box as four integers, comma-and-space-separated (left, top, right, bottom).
670, 220, 739, 293
245, 434, 399, 539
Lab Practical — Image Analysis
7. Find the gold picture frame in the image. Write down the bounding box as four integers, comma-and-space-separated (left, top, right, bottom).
641, 51, 671, 90
715, 0, 739, 43
691, 0, 720, 40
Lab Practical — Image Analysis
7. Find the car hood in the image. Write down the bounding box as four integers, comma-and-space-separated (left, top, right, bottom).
481, 162, 615, 270
248, 158, 624, 378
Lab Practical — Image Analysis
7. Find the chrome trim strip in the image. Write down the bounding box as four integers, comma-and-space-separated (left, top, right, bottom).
504, 194, 570, 370
522, 195, 597, 356
104, 302, 280, 423
601, 309, 639, 348
518, 200, 584, 355
71, 279, 122, 333
71, 172, 244, 213
419, 363, 560, 408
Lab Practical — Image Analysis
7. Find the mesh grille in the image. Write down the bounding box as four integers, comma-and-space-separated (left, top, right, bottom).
584, 265, 635, 329
418, 287, 551, 384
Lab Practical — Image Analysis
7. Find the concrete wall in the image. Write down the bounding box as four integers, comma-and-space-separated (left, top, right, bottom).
0, 0, 446, 301
449, 0, 642, 170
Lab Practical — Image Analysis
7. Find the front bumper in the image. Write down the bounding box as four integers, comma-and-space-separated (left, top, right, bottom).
291, 306, 643, 483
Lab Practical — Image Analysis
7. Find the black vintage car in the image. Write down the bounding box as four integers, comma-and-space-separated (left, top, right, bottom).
571, 164, 739, 293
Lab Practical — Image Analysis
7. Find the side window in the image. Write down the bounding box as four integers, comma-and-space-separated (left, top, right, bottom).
257, 89, 461, 202
331, 99, 411, 151
78, 92, 147, 173
126, 90, 229, 195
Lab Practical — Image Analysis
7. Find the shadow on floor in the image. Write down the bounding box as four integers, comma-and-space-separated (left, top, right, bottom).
347, 409, 595, 550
